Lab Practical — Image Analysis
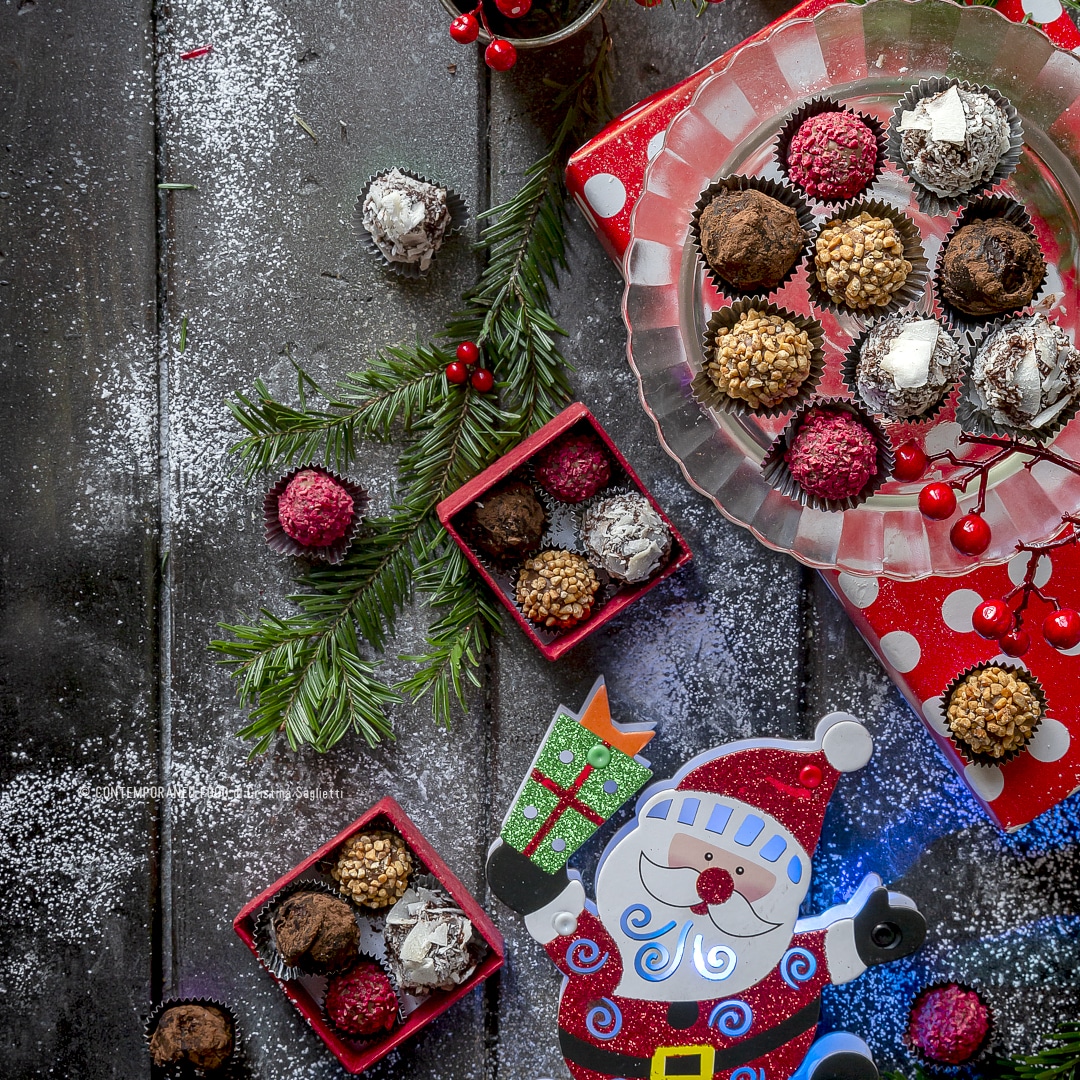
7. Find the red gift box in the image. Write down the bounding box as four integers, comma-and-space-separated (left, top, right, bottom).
233, 797, 505, 1074
436, 402, 692, 661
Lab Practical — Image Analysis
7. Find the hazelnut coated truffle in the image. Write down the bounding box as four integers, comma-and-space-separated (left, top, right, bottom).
813, 212, 912, 310
946, 665, 1041, 760
516, 549, 600, 629
784, 408, 879, 502
466, 479, 545, 560
786, 111, 878, 202
278, 469, 355, 548
331, 829, 415, 909
940, 218, 1044, 317
272, 890, 359, 974
149, 1004, 234, 1071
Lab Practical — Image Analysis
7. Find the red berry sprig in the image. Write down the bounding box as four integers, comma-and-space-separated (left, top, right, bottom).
950, 513, 992, 557
456, 340, 480, 365
892, 441, 928, 483
918, 481, 956, 521
447, 341, 493, 393
446, 3, 518, 71
471, 367, 494, 393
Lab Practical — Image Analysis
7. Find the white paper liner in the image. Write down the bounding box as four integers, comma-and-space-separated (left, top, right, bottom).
263, 465, 369, 565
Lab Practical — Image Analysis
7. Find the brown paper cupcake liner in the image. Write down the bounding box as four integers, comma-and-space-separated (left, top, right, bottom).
904, 980, 995, 1074
887, 78, 1024, 218
263, 464, 369, 565
353, 169, 469, 278
807, 199, 929, 323
692, 297, 826, 421
934, 195, 1048, 336
144, 997, 241, 1077
841, 314, 967, 426
320, 952, 407, 1044
955, 310, 1080, 444
761, 396, 895, 513
688, 174, 814, 302
774, 96, 888, 209
940, 661, 1047, 767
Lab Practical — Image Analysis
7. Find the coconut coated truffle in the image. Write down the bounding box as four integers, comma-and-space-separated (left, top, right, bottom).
784, 408, 879, 502
362, 169, 451, 271
278, 469, 355, 548
583, 493, 672, 584
786, 111, 878, 202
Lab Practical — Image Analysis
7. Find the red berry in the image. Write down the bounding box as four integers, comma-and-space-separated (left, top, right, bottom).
495, 0, 531, 15
449, 13, 479, 43
471, 368, 494, 393
1044, 608, 1080, 651
1000, 628, 1031, 657
950, 514, 992, 557
485, 39, 517, 71
972, 599, 1013, 640
445, 361, 468, 384
456, 340, 480, 365
918, 481, 957, 521
893, 441, 928, 483
635, 0, 664, 6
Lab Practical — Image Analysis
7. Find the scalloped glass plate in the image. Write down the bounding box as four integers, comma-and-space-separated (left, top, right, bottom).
624, 0, 1080, 580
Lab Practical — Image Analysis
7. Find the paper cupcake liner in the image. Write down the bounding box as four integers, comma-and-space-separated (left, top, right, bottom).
934, 195, 1048, 336
353, 169, 469, 278
774, 96, 888, 209
955, 310, 1080, 444
761, 396, 895, 513
887, 78, 1024, 218
692, 298, 826, 421
144, 997, 241, 1077
688, 174, 814, 302
841, 314, 967, 426
939, 661, 1046, 767
807, 199, 929, 322
320, 953, 407, 1044
263, 465, 369, 565
904, 981, 995, 1074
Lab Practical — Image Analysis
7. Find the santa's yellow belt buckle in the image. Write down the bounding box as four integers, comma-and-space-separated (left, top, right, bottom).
650, 1044, 715, 1080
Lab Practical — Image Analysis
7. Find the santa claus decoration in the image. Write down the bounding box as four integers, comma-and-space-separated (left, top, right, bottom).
487, 678, 926, 1080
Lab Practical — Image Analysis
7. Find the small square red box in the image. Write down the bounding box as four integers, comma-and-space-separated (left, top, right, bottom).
233, 797, 505, 1074
436, 402, 692, 660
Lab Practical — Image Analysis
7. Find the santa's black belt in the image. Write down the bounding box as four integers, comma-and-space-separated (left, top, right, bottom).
559, 999, 821, 1079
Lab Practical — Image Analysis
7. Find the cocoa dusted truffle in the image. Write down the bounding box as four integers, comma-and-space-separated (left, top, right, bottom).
697, 188, 806, 292
533, 432, 611, 503
325, 961, 399, 1037
786, 111, 878, 202
278, 469, 355, 548
516, 549, 600, 629
908, 984, 991, 1064
362, 169, 451, 271
331, 829, 415, 909
149, 1004, 234, 1071
856, 315, 961, 419
784, 408, 879, 502
583, 493, 671, 584
940, 218, 1044, 317
946, 665, 1041, 760
272, 890, 359, 974
814, 212, 912, 310
466, 479, 545, 560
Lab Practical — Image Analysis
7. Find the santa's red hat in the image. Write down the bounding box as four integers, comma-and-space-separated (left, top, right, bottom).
674, 714, 872, 857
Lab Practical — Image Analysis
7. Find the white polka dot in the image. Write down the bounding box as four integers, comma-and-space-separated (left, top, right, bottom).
1022, 0, 1064, 23
647, 130, 665, 161
1029, 718, 1071, 762
837, 573, 879, 609
922, 696, 948, 736
924, 422, 962, 456
1059, 638, 1080, 657
941, 589, 983, 634
1008, 552, 1051, 588
880, 631, 921, 673
583, 173, 627, 219
964, 761, 1005, 802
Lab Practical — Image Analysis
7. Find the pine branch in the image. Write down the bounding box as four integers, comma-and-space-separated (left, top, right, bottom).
999, 1025, 1080, 1080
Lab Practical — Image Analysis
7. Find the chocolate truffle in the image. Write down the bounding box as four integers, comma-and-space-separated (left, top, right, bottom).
516, 549, 600, 629
899, 85, 1011, 198
325, 962, 399, 1037
331, 829, 415, 909
704, 308, 814, 410
697, 188, 806, 292
784, 408, 879, 502
278, 469, 355, 548
946, 665, 1041, 760
466, 479, 545, 560
856, 315, 962, 419
940, 218, 1044, 317
272, 891, 359, 974
149, 1004, 234, 1071
814, 212, 912, 310
970, 314, 1080, 432
786, 111, 878, 202
384, 886, 486, 993
362, 169, 451, 271
908, 984, 991, 1064
533, 432, 611, 503
582, 493, 671, 584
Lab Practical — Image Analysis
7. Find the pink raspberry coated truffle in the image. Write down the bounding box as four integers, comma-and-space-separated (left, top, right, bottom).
784, 408, 879, 501
278, 469, 355, 547
325, 961, 399, 1037
908, 983, 991, 1064
533, 431, 612, 503
787, 111, 878, 202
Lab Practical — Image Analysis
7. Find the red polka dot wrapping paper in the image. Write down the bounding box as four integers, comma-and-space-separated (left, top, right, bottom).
568, 0, 1080, 831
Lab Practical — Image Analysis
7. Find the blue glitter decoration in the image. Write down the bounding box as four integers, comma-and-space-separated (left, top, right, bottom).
585, 998, 623, 1040
708, 999, 753, 1036
566, 938, 609, 974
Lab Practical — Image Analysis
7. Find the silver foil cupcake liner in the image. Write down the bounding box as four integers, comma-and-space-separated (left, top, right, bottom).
761, 396, 895, 513
940, 661, 1046, 768
904, 980, 995, 1074
807, 199, 929, 323
955, 309, 1080, 444
887, 78, 1024, 218
688, 174, 814, 302
319, 952, 407, 1044
774, 96, 888, 209
934, 195, 1048, 336
353, 169, 469, 278
143, 997, 240, 1077
691, 297, 826, 421
841, 314, 967, 427
263, 464, 369, 565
